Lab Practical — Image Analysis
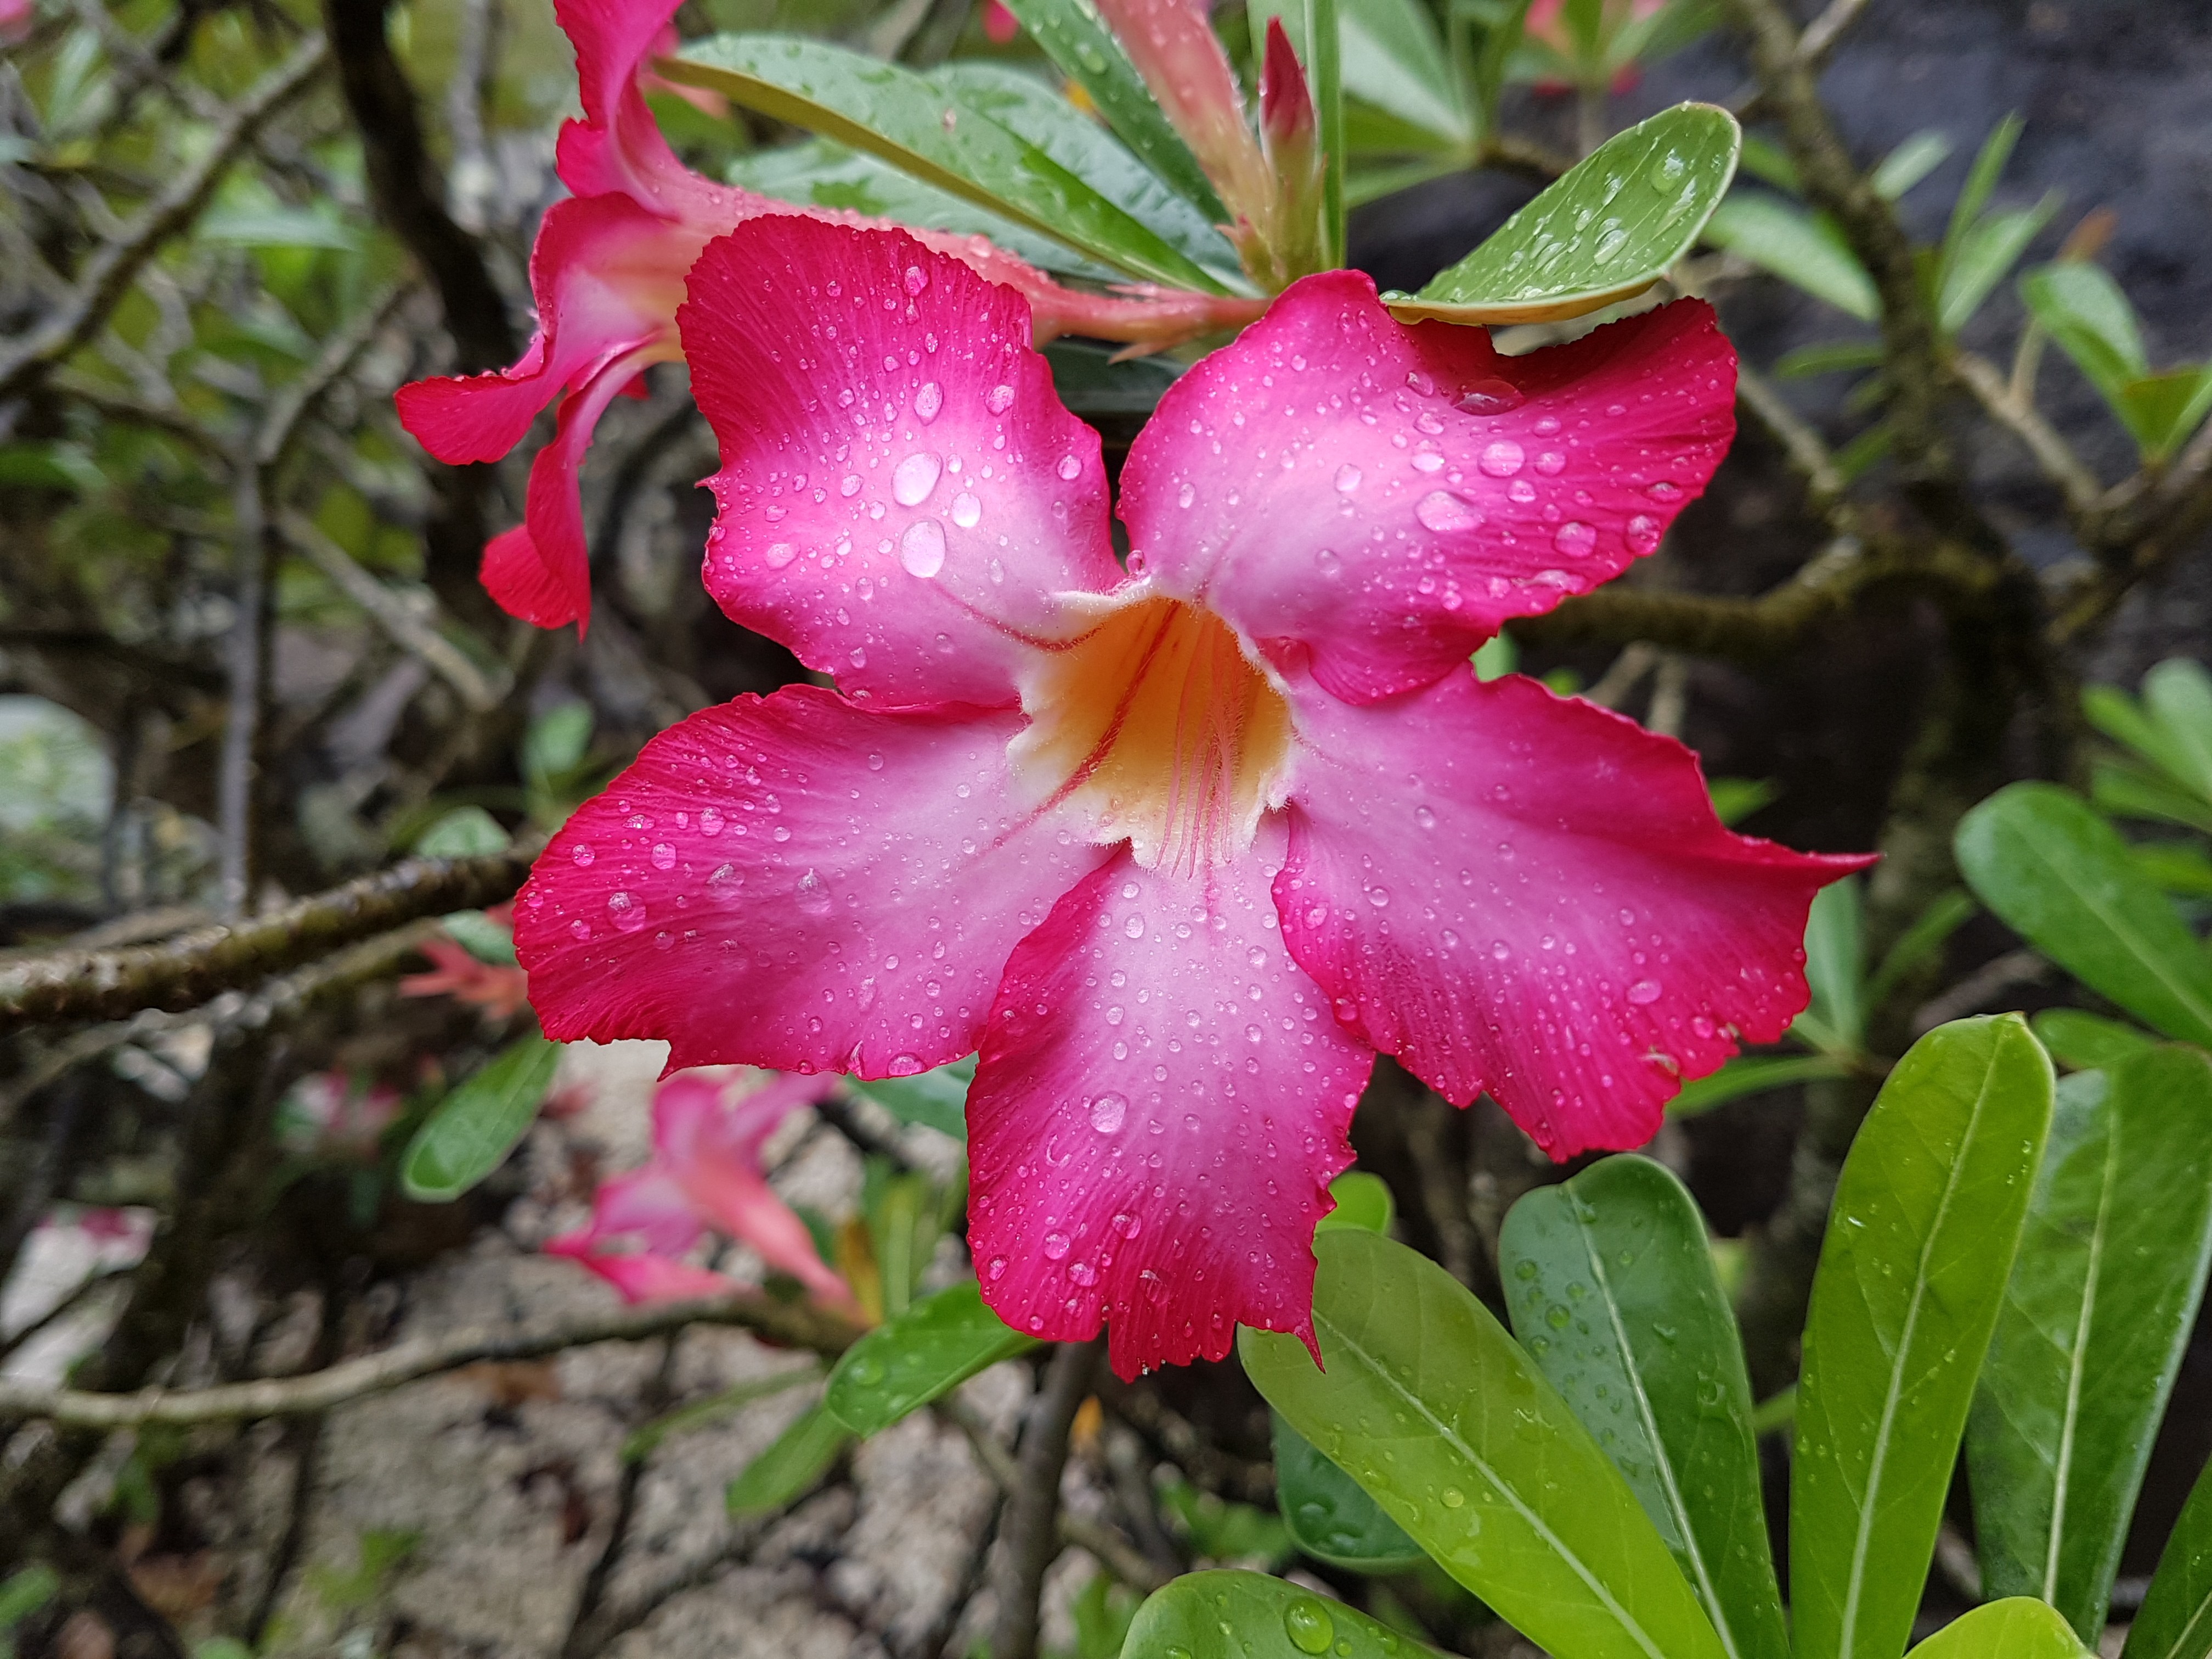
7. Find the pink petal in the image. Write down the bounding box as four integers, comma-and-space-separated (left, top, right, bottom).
550, 0, 735, 214
1093, 0, 1272, 234
1274, 668, 1872, 1158
1121, 274, 1736, 703
653, 1068, 836, 1174
966, 822, 1375, 1380
514, 686, 1110, 1076
549, 1242, 735, 1305
558, 1167, 705, 1257
681, 219, 1125, 709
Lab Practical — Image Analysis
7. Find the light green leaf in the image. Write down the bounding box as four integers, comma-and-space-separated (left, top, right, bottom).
1774, 340, 1884, 379
1955, 782, 2212, 1047
1803, 876, 1866, 1052
1243, 1228, 1730, 1659
1734, 133, 1799, 193
2021, 263, 2147, 402
413, 805, 510, 859
438, 910, 517, 967
1942, 114, 2024, 264
1500, 1156, 1788, 1659
1119, 1570, 1440, 1659
1252, 0, 1473, 148
2141, 660, 2212, 803
848, 1054, 973, 1139
824, 1280, 1038, 1436
998, 0, 1226, 219
0, 1565, 58, 1631
1387, 103, 1739, 325
1937, 196, 2059, 335
623, 1367, 817, 1462
667, 35, 1238, 293
1318, 1170, 1395, 1234
1703, 194, 1878, 320
201, 205, 363, 250
1270, 1412, 1426, 1570
2091, 761, 2212, 837
400, 1034, 560, 1202
2118, 366, 2212, 463
1968, 1048, 2212, 1640
1905, 1598, 2092, 1658
1667, 1054, 1850, 1119
2028, 1008, 2157, 1072
523, 701, 592, 785
725, 1401, 849, 1516
1791, 1014, 2055, 1659
1870, 131, 1953, 201
2135, 840, 2212, 899
2126, 1453, 2212, 1659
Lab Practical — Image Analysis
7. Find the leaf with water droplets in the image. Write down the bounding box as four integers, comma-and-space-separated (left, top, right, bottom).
824, 1279, 1039, 1436
1271, 1410, 1426, 1570
1387, 103, 1739, 325
399, 1033, 560, 1203
1500, 1156, 1788, 1659
1120, 1568, 1441, 1659
1242, 1229, 1730, 1659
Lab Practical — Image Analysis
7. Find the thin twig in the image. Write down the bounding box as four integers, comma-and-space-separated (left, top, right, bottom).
1949, 349, 2104, 524
0, 1295, 865, 1428
1796, 0, 1873, 69
1736, 362, 1848, 522
992, 1340, 1103, 1659
255, 281, 413, 471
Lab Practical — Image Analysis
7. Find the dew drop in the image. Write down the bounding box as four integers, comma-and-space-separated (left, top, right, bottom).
900, 518, 947, 578
952, 491, 981, 528
1628, 980, 1662, 1005
1043, 1231, 1071, 1261
892, 452, 942, 506
1479, 439, 1526, 477
1284, 1599, 1335, 1656
986, 383, 1015, 415
699, 806, 724, 837
1057, 453, 1082, 481
607, 891, 647, 932
1554, 521, 1596, 556
914, 381, 943, 421
1090, 1093, 1128, 1134
1417, 490, 1482, 533
650, 842, 676, 870
1455, 377, 1523, 415
1626, 513, 1661, 554
1334, 463, 1362, 493
569, 843, 595, 867
764, 541, 797, 569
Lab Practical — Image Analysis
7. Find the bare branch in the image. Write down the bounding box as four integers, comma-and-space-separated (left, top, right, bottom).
1796, 0, 1874, 69
1949, 349, 2105, 524
994, 1340, 1103, 1659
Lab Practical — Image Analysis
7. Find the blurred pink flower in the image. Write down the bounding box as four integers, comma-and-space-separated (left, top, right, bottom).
982, 1, 1019, 43
399, 904, 531, 1019
1523, 0, 1666, 93
278, 1072, 404, 1158
0, 0, 32, 44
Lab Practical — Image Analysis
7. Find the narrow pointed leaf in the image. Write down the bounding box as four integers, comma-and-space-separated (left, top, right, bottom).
1500, 1156, 1788, 1659
824, 1280, 1039, 1436
400, 1033, 560, 1202
1937, 196, 2059, 334
1968, 1048, 2212, 1640
666, 35, 1238, 292
2118, 366, 2212, 462
1243, 1228, 1730, 1659
2126, 1454, 2212, 1659
2028, 1008, 2157, 1072
1702, 195, 1878, 320
1271, 1412, 1427, 1570
1791, 1014, 2055, 1659
725, 1400, 849, 1516
1667, 1054, 1850, 1119
1802, 876, 1866, 1051
998, 0, 1227, 220
1870, 131, 1953, 201
1387, 103, 1739, 325
1904, 1599, 2092, 1659
1942, 114, 2024, 264
2021, 263, 2147, 402
1119, 1569, 1441, 1659
1956, 782, 2212, 1047
2142, 661, 2212, 802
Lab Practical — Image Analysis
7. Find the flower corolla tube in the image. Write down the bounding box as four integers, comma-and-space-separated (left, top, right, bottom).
516, 215, 1870, 1379
393, 0, 1263, 637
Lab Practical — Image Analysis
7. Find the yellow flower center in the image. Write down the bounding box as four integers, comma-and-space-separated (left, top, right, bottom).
1012, 596, 1294, 876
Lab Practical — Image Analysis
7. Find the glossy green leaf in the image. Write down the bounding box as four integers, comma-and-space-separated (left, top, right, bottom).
725, 1401, 849, 1517
825, 1280, 1038, 1436
1271, 1412, 1426, 1571
1801, 875, 1866, 1052
1968, 1048, 2212, 1640
1318, 1170, 1395, 1234
1955, 782, 2212, 1047
1905, 1598, 2091, 1659
848, 1054, 973, 1138
1667, 1054, 1849, 1119
2029, 1008, 2156, 1072
1119, 1570, 1438, 1659
400, 1034, 560, 1202
998, 0, 1226, 220
1702, 194, 1878, 320
1252, 0, 1472, 149
2021, 262, 2146, 402
1937, 196, 2059, 334
1791, 1014, 2055, 1659
1387, 103, 1739, 325
2126, 1453, 2212, 1659
1243, 1228, 1730, 1659
1500, 1156, 1787, 1659
666, 35, 1237, 293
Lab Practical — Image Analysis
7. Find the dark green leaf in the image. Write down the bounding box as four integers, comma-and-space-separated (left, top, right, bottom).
1389, 103, 1739, 325
825, 1280, 1038, 1436
2021, 263, 2146, 403
848, 1054, 973, 1138
1500, 1156, 1788, 1659
1955, 782, 2212, 1047
2125, 1452, 2212, 1659
1906, 1599, 2092, 1658
1119, 1570, 1440, 1659
1791, 1014, 2055, 1659
400, 1034, 560, 1202
1702, 195, 1878, 320
725, 1401, 849, 1517
1864, 889, 1977, 1014
1271, 1412, 1426, 1571
2028, 1009, 2157, 1072
1969, 1049, 2212, 1640
998, 0, 1226, 219
1318, 1170, 1395, 1234
1667, 1054, 1849, 1120
1243, 1229, 1730, 1659
1937, 196, 2059, 335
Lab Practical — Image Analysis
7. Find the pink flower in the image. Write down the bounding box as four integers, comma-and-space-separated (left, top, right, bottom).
511, 217, 1867, 1378
1523, 0, 1666, 94
278, 1071, 404, 1158
982, 1, 1020, 43
546, 1068, 850, 1305
399, 904, 531, 1018
394, 0, 1265, 636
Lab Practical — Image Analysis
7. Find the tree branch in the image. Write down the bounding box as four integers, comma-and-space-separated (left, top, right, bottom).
992, 1340, 1103, 1659
1949, 349, 2104, 524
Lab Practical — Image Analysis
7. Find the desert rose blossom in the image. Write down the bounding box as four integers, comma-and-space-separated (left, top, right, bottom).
394, 0, 1265, 636
399, 903, 531, 1018
512, 216, 1869, 1378
546, 1068, 849, 1305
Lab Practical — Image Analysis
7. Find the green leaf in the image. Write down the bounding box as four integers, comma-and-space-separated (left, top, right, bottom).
2135, 840, 2212, 899
824, 1280, 1038, 1436
2021, 263, 2147, 402
1864, 888, 1977, 1014
1870, 131, 1953, 201
1703, 194, 1878, 320
1955, 782, 2212, 1047
438, 909, 517, 967
1802, 876, 1866, 1052
998, 0, 1226, 220
1790, 1014, 2055, 1659
1319, 1170, 1395, 1234
1243, 1228, 1730, 1659
1252, 0, 1473, 149
1707, 776, 1779, 826
1387, 103, 1740, 325
0, 1566, 58, 1631
624, 1367, 818, 1462
1119, 1570, 1439, 1659
200, 205, 362, 250
1667, 1054, 1850, 1119
2028, 1009, 2157, 1072
667, 35, 1239, 294
1968, 1048, 2212, 1640
413, 805, 510, 859
1905, 1599, 2092, 1658
1499, 1156, 1788, 1659
1271, 1412, 1427, 1570
848, 1054, 973, 1138
1158, 1481, 1295, 1566
1774, 340, 1885, 380
2118, 366, 2212, 463
523, 702, 593, 785
1937, 196, 2059, 335
1942, 114, 2024, 266
2126, 1453, 2212, 1659
2091, 760, 2212, 837
1734, 134, 1799, 194
725, 1401, 849, 1517
399, 1034, 560, 1202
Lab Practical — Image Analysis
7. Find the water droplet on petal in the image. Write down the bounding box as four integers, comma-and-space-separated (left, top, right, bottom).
1455, 377, 1523, 415
1057, 453, 1082, 481
986, 383, 1015, 415
900, 518, 947, 578
764, 542, 796, 569
914, 381, 942, 421
1090, 1093, 1127, 1133
1334, 464, 1362, 493
952, 491, 981, 528
893, 452, 942, 506
904, 264, 929, 295
570, 843, 595, 867
1043, 1231, 1070, 1261
1628, 979, 1662, 1005
650, 843, 676, 870
607, 891, 647, 932
1417, 490, 1482, 533
1479, 439, 1526, 477
1626, 514, 1661, 554
1554, 521, 1596, 556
